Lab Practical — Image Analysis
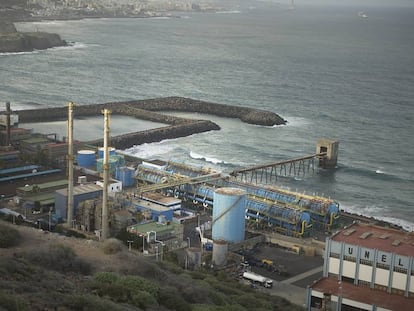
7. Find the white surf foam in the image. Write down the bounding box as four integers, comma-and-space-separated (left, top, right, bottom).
189, 151, 227, 165
121, 141, 176, 159
341, 203, 414, 232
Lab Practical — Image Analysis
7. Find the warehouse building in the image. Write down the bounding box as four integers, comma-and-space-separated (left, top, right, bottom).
306, 222, 414, 310
54, 184, 103, 221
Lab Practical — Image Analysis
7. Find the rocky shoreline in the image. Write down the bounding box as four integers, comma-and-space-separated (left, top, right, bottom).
0, 21, 66, 53
14, 97, 286, 149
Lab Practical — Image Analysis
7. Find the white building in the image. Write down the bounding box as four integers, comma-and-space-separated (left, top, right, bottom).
306, 222, 414, 311
96, 179, 122, 197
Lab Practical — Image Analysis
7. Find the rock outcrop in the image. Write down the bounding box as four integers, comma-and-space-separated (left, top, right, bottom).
0, 21, 67, 53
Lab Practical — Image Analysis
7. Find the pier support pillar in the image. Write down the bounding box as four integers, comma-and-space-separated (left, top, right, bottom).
316, 139, 339, 169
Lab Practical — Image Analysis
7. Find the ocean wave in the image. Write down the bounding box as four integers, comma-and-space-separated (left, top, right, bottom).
216, 10, 241, 14
339, 163, 409, 182
120, 141, 177, 160
189, 151, 227, 165
0, 42, 88, 57
0, 50, 40, 57
280, 116, 310, 128
341, 203, 414, 232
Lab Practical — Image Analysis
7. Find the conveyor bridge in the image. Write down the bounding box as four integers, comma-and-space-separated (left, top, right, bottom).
229, 153, 327, 184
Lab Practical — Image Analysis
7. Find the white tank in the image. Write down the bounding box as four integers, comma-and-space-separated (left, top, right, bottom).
212, 239, 228, 267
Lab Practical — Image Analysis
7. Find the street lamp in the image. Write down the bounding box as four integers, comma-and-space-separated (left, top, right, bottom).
337, 281, 342, 311
127, 240, 133, 251
48, 210, 52, 231
139, 234, 146, 253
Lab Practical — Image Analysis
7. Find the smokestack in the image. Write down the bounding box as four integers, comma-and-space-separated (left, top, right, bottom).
67, 102, 74, 228
101, 109, 111, 240
5, 102, 11, 146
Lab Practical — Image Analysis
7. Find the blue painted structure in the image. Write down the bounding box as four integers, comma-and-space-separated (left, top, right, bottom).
135, 161, 338, 235
0, 169, 62, 182
54, 185, 102, 220
131, 200, 174, 222
115, 167, 135, 187
77, 150, 96, 167
98, 147, 116, 158
212, 187, 246, 243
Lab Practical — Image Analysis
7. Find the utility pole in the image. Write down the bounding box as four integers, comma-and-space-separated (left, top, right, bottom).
66, 102, 74, 228
5, 102, 11, 146
101, 109, 111, 240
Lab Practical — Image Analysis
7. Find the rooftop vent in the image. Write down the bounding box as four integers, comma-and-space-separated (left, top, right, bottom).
359, 232, 372, 239
379, 234, 392, 240
392, 240, 401, 246
343, 229, 356, 236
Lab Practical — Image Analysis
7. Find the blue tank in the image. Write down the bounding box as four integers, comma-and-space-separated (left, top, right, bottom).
77, 150, 96, 167
115, 167, 135, 187
212, 187, 246, 243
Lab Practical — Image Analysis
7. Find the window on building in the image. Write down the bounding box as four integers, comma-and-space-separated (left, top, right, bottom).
393, 266, 407, 274
330, 252, 340, 259
359, 258, 372, 266
344, 255, 356, 262
376, 262, 389, 270
310, 296, 322, 308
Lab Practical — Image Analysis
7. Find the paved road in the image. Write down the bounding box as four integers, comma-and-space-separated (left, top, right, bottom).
282, 266, 323, 284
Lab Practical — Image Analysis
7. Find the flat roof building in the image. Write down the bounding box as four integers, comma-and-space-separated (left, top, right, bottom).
306, 222, 414, 310
54, 184, 103, 221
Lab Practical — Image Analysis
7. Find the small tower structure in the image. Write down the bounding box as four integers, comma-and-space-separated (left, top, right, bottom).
316, 139, 339, 169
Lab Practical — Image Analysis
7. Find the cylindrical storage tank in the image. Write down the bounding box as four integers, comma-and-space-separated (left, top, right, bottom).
186, 247, 202, 270
212, 240, 228, 267
115, 167, 135, 187
98, 147, 116, 158
96, 158, 117, 174
77, 150, 96, 167
212, 187, 246, 243
111, 154, 125, 167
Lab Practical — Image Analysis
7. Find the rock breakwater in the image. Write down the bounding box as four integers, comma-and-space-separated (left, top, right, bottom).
14, 97, 286, 149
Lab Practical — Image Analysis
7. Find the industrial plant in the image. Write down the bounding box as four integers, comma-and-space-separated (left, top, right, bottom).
1, 100, 412, 311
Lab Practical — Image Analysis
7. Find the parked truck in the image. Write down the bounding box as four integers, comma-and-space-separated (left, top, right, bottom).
242, 271, 273, 288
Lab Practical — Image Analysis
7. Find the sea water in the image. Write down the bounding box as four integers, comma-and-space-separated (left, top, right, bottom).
1, 0, 413, 230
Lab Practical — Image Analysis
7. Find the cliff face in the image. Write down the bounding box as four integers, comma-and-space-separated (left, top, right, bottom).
0, 21, 67, 53
0, 21, 17, 33
0, 31, 67, 53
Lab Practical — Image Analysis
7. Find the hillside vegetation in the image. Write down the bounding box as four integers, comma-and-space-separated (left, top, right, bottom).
0, 220, 303, 311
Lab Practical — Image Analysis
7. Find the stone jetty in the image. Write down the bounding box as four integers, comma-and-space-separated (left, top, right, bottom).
14, 97, 286, 149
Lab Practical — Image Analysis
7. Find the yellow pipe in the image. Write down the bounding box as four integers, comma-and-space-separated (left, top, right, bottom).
298, 220, 313, 237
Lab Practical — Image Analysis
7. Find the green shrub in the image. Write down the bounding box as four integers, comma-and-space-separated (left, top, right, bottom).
158, 286, 191, 311
0, 290, 28, 311
88, 280, 130, 302
131, 290, 158, 310
0, 223, 21, 248
118, 275, 159, 297
94, 271, 120, 284
0, 257, 34, 281
207, 290, 227, 306
190, 270, 207, 280
232, 293, 272, 310
101, 238, 123, 254
26, 244, 92, 275
63, 293, 129, 311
